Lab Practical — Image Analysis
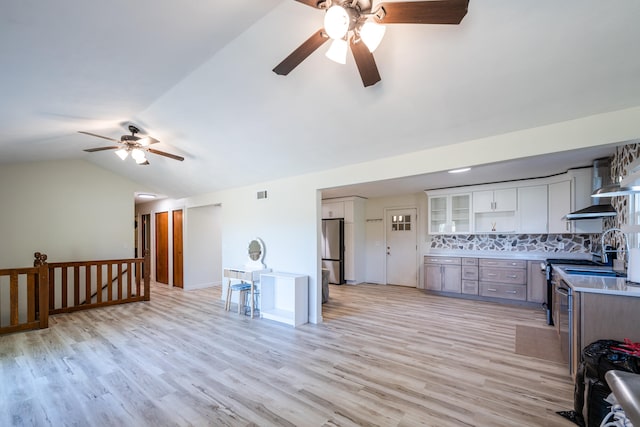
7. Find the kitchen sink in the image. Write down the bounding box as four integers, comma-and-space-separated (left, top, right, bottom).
563, 268, 626, 278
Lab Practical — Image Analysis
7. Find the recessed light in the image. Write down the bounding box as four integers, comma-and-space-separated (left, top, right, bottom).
137, 193, 156, 199
448, 167, 471, 174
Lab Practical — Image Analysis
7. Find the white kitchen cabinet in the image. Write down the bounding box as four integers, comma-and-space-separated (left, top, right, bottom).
548, 180, 572, 233
344, 222, 354, 281
322, 201, 344, 219
260, 272, 308, 327
428, 193, 471, 234
518, 185, 548, 233
473, 188, 517, 213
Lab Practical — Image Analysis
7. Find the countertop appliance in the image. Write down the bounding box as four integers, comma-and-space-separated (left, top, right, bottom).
321, 218, 344, 285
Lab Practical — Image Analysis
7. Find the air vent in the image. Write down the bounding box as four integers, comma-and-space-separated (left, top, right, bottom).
257, 190, 268, 200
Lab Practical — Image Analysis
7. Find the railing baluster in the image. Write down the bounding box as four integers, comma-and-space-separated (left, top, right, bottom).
61, 267, 68, 309
107, 263, 113, 301
10, 270, 19, 326
27, 272, 36, 322
117, 263, 123, 300
96, 265, 102, 304
49, 268, 55, 310
127, 262, 133, 299
85, 265, 91, 305
74, 266, 80, 308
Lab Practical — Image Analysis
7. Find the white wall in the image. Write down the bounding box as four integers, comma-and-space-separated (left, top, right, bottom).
184, 204, 222, 289
0, 159, 141, 268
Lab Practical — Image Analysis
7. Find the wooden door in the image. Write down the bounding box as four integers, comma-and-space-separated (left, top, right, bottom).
385, 208, 417, 287
172, 210, 184, 288
155, 212, 169, 284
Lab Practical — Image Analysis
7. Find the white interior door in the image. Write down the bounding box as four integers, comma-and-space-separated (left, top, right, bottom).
386, 208, 417, 287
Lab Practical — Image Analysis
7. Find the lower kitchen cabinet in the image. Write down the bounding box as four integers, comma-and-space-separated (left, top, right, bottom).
424, 257, 461, 293
527, 260, 546, 303
424, 255, 549, 305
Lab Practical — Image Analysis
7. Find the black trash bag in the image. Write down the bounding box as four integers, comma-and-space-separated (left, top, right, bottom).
573, 339, 640, 427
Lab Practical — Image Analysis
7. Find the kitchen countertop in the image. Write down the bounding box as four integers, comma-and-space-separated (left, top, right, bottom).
425, 249, 592, 261
554, 265, 640, 297
605, 370, 640, 426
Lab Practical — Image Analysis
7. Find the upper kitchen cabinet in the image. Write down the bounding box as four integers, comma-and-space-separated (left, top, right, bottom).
548, 180, 572, 233
428, 193, 472, 234
322, 201, 345, 219
518, 185, 548, 233
473, 189, 517, 213
473, 188, 517, 233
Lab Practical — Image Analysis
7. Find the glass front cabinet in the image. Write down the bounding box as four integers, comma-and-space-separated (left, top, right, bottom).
428, 193, 472, 234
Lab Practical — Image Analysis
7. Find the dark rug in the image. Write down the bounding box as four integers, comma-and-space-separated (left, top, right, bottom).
556, 410, 584, 426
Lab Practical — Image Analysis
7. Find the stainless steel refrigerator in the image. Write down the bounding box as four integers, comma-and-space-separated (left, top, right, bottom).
321, 218, 344, 285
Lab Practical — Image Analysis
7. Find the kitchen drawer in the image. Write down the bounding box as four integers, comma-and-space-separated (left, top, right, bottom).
479, 282, 526, 301
424, 256, 461, 265
462, 266, 478, 280
462, 280, 478, 295
479, 267, 526, 284
462, 258, 478, 266
479, 259, 526, 269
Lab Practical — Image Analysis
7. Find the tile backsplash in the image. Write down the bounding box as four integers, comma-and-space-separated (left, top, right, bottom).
429, 234, 596, 253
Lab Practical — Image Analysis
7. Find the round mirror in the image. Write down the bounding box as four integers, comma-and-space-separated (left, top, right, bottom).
245, 237, 266, 269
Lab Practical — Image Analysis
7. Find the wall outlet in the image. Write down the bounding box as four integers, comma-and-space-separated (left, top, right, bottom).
558, 242, 565, 250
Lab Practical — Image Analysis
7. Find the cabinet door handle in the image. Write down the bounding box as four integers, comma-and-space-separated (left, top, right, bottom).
487, 273, 497, 277
506, 290, 518, 294
487, 288, 497, 292
486, 261, 497, 265
510, 262, 518, 266
509, 275, 518, 278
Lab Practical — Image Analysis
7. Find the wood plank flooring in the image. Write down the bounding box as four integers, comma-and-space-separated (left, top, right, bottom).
0, 282, 575, 426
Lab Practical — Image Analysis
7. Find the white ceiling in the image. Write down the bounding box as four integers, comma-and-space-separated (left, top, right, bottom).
1, 1, 639, 199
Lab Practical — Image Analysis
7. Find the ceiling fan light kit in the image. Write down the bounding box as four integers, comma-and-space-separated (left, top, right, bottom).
79, 124, 184, 165
274, 0, 469, 87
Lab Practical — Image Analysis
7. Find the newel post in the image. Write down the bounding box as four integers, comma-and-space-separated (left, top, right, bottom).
34, 252, 49, 329
144, 249, 151, 301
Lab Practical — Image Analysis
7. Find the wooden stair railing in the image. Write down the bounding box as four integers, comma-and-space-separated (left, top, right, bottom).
0, 256, 49, 334
47, 250, 151, 315
0, 251, 150, 335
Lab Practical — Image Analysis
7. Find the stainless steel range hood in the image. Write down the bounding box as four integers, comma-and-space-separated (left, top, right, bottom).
565, 158, 617, 220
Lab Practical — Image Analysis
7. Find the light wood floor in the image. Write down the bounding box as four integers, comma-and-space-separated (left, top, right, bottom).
0, 282, 575, 426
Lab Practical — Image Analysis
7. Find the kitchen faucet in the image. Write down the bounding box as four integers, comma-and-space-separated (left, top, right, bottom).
600, 227, 630, 267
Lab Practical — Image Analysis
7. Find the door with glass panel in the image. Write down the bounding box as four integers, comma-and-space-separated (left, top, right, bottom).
386, 208, 417, 287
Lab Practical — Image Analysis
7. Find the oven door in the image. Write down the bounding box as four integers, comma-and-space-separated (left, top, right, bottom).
554, 282, 572, 373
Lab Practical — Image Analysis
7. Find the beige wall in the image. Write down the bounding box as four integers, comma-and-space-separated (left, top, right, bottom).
0, 159, 141, 268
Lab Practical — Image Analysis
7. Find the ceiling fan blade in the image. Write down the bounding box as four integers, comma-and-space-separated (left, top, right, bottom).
273, 29, 329, 76
350, 38, 381, 87
83, 146, 120, 152
294, 0, 325, 8
78, 131, 121, 143
147, 148, 185, 162
375, 0, 469, 24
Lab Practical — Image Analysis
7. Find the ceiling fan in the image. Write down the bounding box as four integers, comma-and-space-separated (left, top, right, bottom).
79, 125, 184, 165
273, 0, 469, 87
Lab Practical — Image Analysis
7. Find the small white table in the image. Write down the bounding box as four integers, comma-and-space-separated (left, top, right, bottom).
259, 272, 308, 327
223, 267, 270, 318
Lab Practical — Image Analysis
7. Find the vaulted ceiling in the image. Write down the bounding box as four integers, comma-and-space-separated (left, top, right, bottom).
1, 1, 639, 199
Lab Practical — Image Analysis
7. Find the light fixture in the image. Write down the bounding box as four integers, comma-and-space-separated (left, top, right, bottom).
326, 38, 348, 64
448, 167, 471, 174
137, 193, 156, 199
131, 148, 145, 162
324, 5, 350, 40
360, 21, 386, 52
115, 149, 129, 161
137, 136, 151, 147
